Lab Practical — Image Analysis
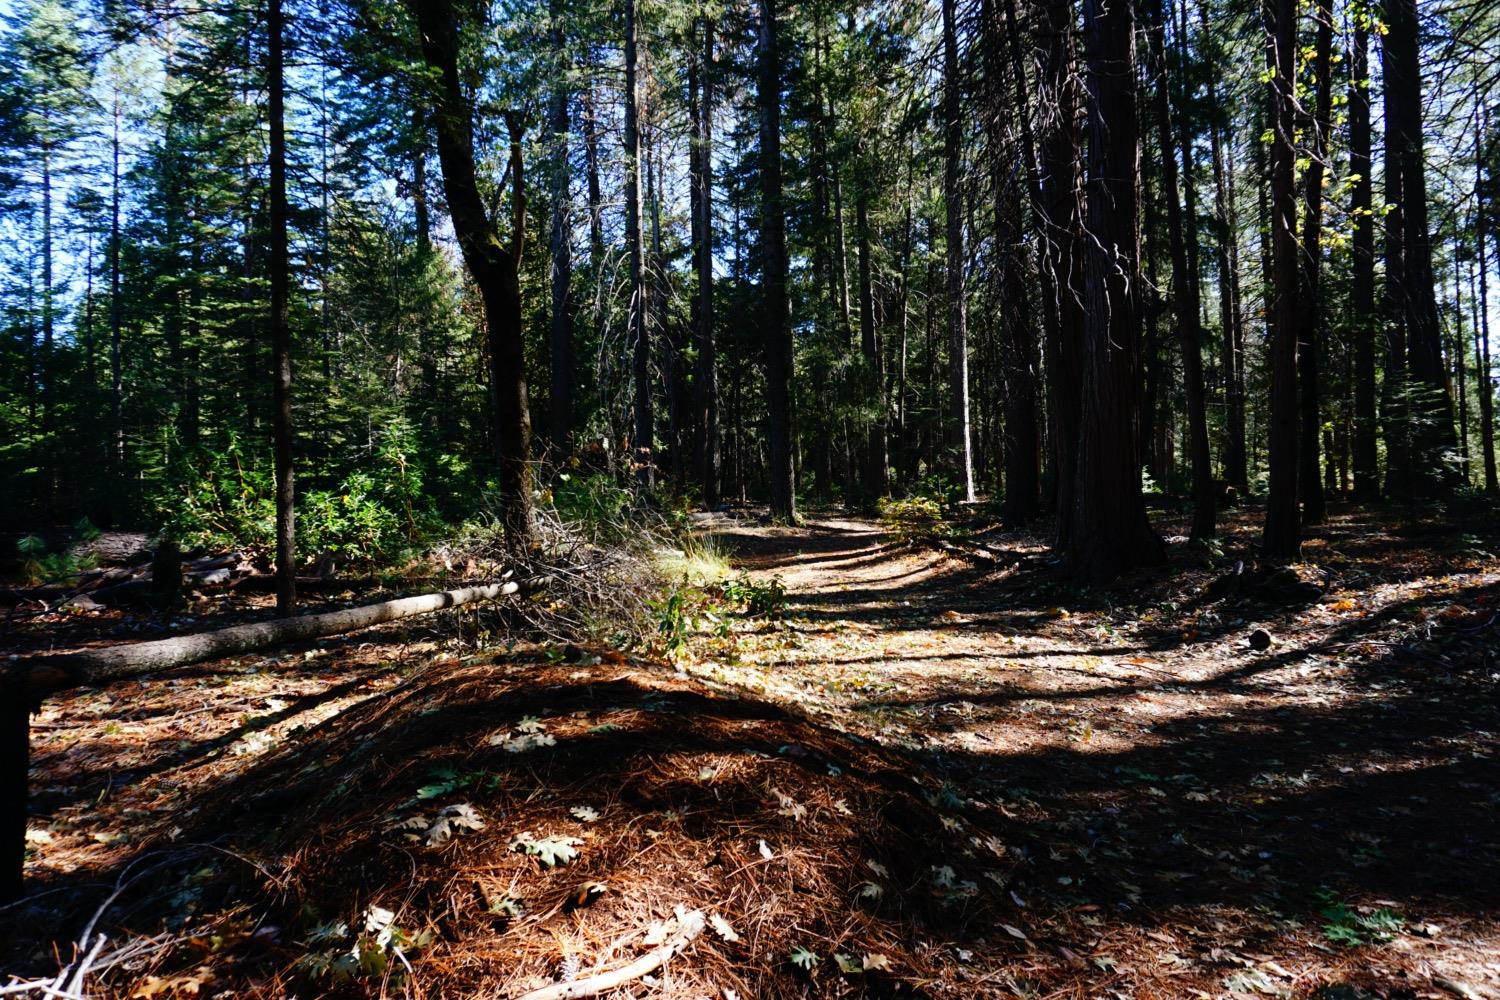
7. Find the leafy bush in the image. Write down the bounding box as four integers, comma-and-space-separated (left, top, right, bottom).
161, 431, 434, 564
878, 495, 946, 544
721, 575, 787, 620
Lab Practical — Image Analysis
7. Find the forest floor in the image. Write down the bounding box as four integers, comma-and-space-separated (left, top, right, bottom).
2, 501, 1498, 999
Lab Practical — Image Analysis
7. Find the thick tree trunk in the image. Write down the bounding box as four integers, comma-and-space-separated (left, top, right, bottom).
548, 21, 574, 458
1383, 0, 1459, 494
691, 17, 719, 508
411, 0, 535, 549
1036, 0, 1084, 544
941, 0, 976, 503
758, 0, 795, 521
1145, 0, 1214, 539
268, 0, 297, 615
624, 0, 653, 490
1068, 0, 1163, 581
1261, 0, 1301, 558
1296, 0, 1333, 523
1349, 20, 1380, 500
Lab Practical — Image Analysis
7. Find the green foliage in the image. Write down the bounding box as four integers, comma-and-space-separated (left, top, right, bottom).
878, 495, 947, 544
15, 518, 99, 585
650, 587, 699, 659
721, 575, 787, 619
549, 472, 636, 541
1316, 890, 1404, 946
161, 429, 437, 565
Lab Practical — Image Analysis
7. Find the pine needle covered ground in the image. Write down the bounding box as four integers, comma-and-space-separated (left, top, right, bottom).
3, 500, 1498, 999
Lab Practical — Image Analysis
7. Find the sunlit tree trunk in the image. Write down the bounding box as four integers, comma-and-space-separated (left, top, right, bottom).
941, 0, 976, 502
1349, 18, 1380, 500
1261, 0, 1300, 558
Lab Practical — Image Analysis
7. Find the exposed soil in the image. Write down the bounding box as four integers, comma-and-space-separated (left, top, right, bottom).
2, 501, 1497, 999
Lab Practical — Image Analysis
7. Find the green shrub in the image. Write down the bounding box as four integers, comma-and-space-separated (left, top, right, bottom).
878, 495, 946, 544
161, 432, 434, 565
721, 575, 787, 620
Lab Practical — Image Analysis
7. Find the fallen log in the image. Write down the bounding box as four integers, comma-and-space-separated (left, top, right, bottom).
2, 577, 540, 901
10, 579, 532, 700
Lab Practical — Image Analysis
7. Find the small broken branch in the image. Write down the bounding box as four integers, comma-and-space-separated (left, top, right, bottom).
510, 909, 706, 1000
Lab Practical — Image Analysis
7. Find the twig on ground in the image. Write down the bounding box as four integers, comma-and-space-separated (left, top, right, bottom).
510, 909, 707, 1000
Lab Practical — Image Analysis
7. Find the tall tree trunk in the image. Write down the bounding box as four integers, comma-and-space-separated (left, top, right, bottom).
582, 78, 605, 271
625, 0, 653, 489
758, 0, 795, 521
994, 0, 1042, 525
1207, 109, 1247, 490
1476, 120, 1498, 492
941, 0, 976, 502
410, 0, 535, 549
109, 89, 125, 508
1453, 250, 1470, 481
1146, 0, 1214, 539
1261, 0, 1301, 558
691, 16, 719, 508
268, 0, 297, 615
1036, 0, 1084, 545
1383, 0, 1458, 494
1296, 0, 1333, 522
1381, 100, 1411, 499
1349, 19, 1380, 499
1068, 0, 1163, 580
855, 151, 887, 500
547, 20, 574, 458
40, 142, 54, 496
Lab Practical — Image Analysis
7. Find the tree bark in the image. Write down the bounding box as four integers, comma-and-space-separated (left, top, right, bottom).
691, 17, 719, 508
855, 150, 887, 501
625, 0, 653, 490
1035, 0, 1084, 545
941, 0, 976, 503
268, 0, 297, 615
1476, 116, 1498, 492
1067, 0, 1163, 581
1296, 0, 1333, 522
109, 88, 125, 516
993, 0, 1042, 525
548, 19, 574, 458
410, 0, 535, 549
1383, 0, 1459, 495
758, 0, 795, 521
1261, 0, 1301, 558
1349, 18, 1380, 500
1145, 0, 1214, 539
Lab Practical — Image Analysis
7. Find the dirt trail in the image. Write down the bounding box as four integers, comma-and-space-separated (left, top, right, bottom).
699, 514, 1500, 1000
